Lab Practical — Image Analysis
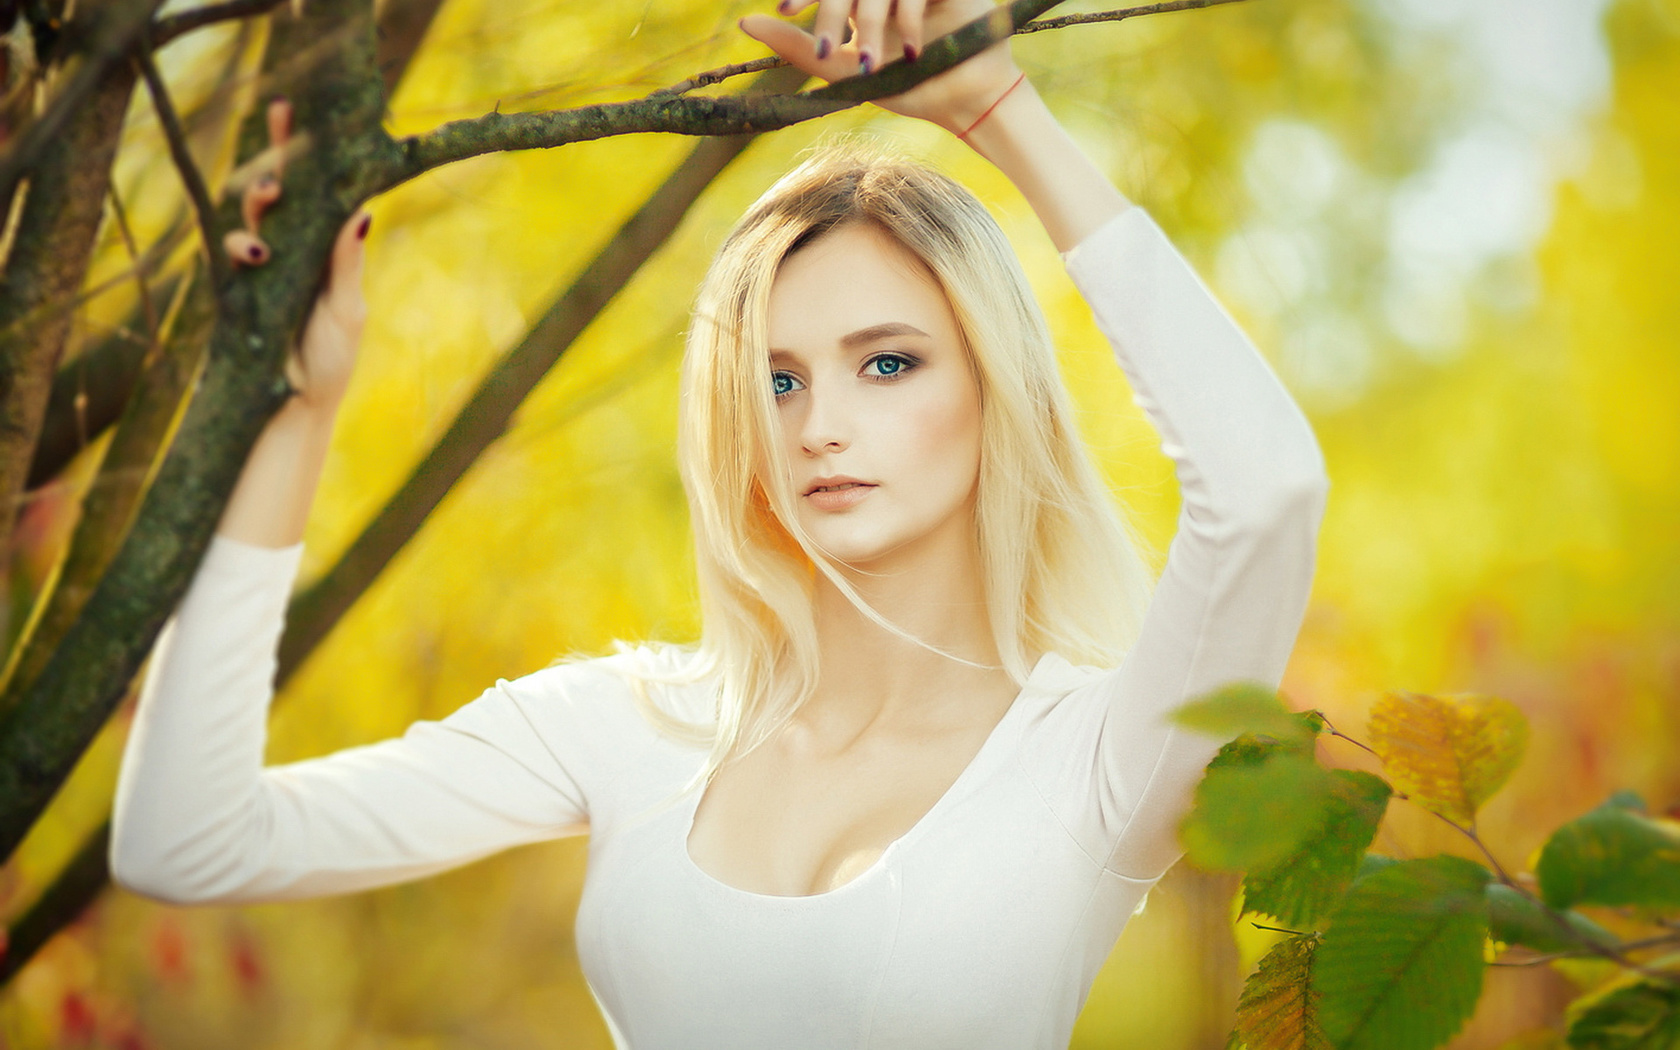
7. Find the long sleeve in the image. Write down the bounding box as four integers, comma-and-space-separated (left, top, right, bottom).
111, 537, 602, 905
1047, 206, 1328, 880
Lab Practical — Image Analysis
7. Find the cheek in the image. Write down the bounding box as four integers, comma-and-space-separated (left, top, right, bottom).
908, 379, 983, 484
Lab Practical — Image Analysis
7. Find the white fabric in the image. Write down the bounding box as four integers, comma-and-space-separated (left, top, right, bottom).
111, 206, 1327, 1049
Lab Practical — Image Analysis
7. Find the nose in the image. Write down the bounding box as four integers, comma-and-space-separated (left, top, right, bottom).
797, 380, 849, 456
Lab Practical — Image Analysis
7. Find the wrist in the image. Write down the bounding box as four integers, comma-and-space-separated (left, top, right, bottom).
954, 75, 1045, 161
954, 71, 1028, 142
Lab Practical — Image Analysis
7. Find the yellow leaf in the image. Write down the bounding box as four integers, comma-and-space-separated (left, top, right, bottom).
1367, 692, 1528, 826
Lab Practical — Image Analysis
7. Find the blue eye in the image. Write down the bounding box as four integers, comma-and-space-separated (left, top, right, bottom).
866, 353, 914, 378
772, 371, 803, 398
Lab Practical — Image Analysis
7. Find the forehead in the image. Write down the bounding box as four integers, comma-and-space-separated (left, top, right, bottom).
766, 224, 958, 349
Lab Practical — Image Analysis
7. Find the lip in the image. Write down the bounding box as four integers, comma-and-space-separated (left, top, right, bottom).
802, 476, 876, 511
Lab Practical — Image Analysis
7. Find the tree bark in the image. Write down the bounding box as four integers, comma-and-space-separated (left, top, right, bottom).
0, 0, 392, 861
0, 61, 136, 598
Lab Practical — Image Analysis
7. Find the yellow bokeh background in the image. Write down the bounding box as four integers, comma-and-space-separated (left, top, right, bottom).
3, 0, 1676, 1045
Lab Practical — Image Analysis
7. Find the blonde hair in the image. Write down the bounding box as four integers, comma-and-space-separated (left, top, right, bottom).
629, 144, 1154, 786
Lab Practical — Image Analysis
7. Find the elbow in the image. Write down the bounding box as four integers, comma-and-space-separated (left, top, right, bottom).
1226, 444, 1329, 543
110, 818, 242, 906
110, 840, 201, 906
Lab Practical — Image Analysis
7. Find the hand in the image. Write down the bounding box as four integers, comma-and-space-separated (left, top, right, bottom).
739, 0, 1022, 136
287, 211, 372, 411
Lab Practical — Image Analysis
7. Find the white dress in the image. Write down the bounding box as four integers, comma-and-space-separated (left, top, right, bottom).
112, 206, 1328, 1049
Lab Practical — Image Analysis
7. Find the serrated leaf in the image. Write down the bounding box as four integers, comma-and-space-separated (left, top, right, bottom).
1182, 748, 1336, 871
1233, 934, 1332, 1050
1175, 683, 1321, 746
1567, 980, 1680, 1049
1487, 883, 1619, 955
1368, 691, 1528, 826
1538, 796, 1680, 912
1314, 855, 1491, 1050
1243, 770, 1392, 928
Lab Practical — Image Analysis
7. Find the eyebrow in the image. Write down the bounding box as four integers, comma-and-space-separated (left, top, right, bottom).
840, 322, 930, 348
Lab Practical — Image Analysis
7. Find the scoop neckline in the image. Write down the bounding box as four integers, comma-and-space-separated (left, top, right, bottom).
679, 653, 1058, 901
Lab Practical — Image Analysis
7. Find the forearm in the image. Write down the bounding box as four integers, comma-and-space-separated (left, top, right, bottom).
216, 395, 340, 549
956, 78, 1131, 253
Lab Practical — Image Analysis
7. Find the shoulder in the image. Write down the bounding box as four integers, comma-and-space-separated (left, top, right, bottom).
486, 643, 716, 742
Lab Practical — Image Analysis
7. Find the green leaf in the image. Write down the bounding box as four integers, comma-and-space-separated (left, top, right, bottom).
1182, 744, 1336, 872
1356, 853, 1400, 882
1537, 795, 1680, 912
1233, 934, 1332, 1050
1243, 770, 1392, 928
1175, 683, 1321, 746
1567, 980, 1680, 1049
1368, 691, 1529, 826
1314, 855, 1491, 1050
1486, 883, 1618, 955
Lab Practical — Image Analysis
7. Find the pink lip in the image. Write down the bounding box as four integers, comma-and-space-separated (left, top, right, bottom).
803, 477, 876, 511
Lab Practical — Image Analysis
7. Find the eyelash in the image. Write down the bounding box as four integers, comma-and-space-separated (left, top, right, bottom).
772, 352, 920, 400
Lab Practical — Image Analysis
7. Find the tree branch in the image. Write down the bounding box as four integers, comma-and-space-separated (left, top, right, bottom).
0, 0, 388, 864
280, 60, 807, 679
652, 0, 1249, 98
380, 0, 1068, 188
133, 47, 231, 290
0, 0, 162, 215
150, 0, 288, 48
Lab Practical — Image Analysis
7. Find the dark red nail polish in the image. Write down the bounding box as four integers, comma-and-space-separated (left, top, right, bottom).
248, 245, 266, 263
859, 51, 873, 75
816, 35, 831, 60
777, 0, 793, 13
904, 43, 920, 62
355, 214, 372, 240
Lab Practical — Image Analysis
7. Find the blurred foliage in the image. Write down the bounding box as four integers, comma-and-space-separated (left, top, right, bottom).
2, 0, 1677, 1045
1178, 689, 1679, 1050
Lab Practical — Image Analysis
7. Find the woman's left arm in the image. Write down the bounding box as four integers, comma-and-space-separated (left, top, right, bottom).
746, 1, 1328, 880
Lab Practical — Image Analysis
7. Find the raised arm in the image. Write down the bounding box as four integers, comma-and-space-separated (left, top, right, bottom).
110, 213, 597, 905
745, 1, 1328, 879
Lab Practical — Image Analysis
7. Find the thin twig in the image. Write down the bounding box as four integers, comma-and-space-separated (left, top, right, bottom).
132, 48, 229, 289
1018, 0, 1247, 32
1249, 922, 1307, 936
105, 186, 159, 346
151, 0, 288, 47
654, 56, 783, 97
654, 0, 1250, 98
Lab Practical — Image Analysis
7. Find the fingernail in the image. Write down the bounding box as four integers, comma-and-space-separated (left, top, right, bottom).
355, 214, 372, 240
858, 50, 873, 76
777, 0, 793, 13
248, 244, 267, 263
815, 34, 831, 60
903, 42, 920, 62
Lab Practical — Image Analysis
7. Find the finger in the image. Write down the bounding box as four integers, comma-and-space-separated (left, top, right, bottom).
319, 211, 371, 321
266, 97, 293, 179
740, 14, 855, 81
852, 0, 893, 74
241, 173, 282, 232
223, 229, 271, 267
811, 0, 852, 63
895, 0, 929, 60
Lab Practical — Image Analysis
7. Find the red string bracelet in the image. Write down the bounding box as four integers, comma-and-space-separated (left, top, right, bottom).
957, 72, 1026, 141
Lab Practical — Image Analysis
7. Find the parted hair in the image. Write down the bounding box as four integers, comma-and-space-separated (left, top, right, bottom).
629, 143, 1153, 781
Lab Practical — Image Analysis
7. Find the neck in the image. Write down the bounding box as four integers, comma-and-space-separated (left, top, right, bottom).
804, 537, 1013, 733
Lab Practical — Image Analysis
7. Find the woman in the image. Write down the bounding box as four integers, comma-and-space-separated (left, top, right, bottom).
112, 1, 1327, 1045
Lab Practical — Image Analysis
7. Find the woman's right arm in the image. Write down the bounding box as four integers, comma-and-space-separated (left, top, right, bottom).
110, 214, 596, 905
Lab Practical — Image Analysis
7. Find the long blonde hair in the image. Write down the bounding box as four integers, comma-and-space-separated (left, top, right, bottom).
628, 144, 1153, 784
